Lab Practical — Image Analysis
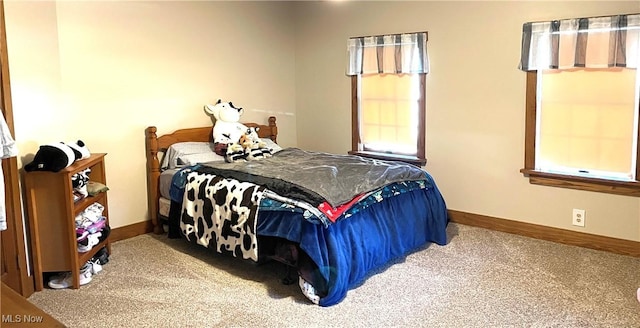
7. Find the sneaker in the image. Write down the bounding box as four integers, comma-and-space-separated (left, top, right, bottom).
48, 264, 92, 289
78, 231, 102, 253
76, 228, 89, 242
97, 225, 110, 243
298, 276, 320, 305
92, 247, 109, 265
88, 259, 102, 274
78, 225, 110, 253
76, 219, 105, 241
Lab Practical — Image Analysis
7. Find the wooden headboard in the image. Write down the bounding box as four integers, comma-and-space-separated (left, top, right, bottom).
144, 116, 278, 233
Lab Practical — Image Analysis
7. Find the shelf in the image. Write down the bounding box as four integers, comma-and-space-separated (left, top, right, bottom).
73, 193, 106, 217
58, 153, 106, 175
25, 153, 111, 291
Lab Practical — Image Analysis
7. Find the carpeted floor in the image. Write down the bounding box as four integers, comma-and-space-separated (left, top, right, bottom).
28, 223, 640, 328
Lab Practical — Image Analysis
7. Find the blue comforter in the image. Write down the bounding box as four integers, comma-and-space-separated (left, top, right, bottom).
258, 171, 448, 306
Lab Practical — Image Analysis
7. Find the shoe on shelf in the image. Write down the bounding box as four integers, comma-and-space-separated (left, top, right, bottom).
78, 232, 102, 253
92, 247, 109, 265
76, 228, 89, 242
88, 259, 102, 275
78, 225, 110, 253
76, 218, 106, 239
48, 263, 92, 289
97, 225, 110, 243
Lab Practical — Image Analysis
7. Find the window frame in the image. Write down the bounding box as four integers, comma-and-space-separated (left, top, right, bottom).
520, 70, 640, 196
349, 74, 427, 166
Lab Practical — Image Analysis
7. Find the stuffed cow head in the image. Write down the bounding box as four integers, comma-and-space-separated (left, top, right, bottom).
204, 99, 244, 123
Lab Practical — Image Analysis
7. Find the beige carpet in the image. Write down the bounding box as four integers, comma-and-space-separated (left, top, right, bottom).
28, 223, 640, 328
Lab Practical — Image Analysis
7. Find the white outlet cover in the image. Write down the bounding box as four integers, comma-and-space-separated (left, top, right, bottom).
572, 209, 586, 227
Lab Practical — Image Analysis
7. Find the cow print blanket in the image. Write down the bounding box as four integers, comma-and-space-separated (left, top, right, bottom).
180, 171, 265, 262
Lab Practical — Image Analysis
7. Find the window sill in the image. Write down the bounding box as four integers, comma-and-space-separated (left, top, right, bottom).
349, 150, 427, 167
520, 169, 640, 197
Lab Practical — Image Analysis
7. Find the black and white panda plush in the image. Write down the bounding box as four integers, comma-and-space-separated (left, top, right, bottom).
24, 140, 90, 172
68, 140, 90, 160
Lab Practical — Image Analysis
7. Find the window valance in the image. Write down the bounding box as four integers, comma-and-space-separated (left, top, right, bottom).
346, 32, 429, 75
519, 13, 640, 71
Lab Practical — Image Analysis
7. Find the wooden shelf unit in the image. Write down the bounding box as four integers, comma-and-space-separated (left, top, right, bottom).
24, 153, 111, 291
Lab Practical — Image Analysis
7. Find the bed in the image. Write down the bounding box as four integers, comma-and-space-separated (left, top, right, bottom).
144, 116, 449, 306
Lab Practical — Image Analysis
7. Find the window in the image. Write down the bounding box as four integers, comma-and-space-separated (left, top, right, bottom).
351, 73, 426, 165
536, 68, 638, 180
346, 32, 429, 166
519, 14, 640, 196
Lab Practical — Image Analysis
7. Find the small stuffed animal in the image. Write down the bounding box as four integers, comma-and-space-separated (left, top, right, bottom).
241, 127, 272, 160
225, 142, 247, 163
238, 128, 262, 150
24, 140, 90, 172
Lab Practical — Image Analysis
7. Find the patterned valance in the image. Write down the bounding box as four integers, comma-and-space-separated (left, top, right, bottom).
519, 13, 640, 71
346, 32, 429, 75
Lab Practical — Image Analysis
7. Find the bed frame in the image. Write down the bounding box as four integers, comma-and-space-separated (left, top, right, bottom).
144, 116, 278, 234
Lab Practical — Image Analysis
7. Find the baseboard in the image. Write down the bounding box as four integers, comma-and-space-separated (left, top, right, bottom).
448, 210, 640, 257
109, 220, 154, 243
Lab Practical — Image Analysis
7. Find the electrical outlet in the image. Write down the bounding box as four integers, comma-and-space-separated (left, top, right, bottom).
572, 209, 586, 227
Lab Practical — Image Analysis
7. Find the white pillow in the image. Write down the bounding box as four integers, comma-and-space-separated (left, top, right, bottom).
177, 152, 225, 166
261, 138, 282, 153
160, 142, 221, 169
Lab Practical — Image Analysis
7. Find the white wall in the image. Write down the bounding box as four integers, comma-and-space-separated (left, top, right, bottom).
293, 1, 640, 242
5, 0, 297, 229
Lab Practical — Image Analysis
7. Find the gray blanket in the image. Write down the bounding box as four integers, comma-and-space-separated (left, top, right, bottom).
198, 148, 426, 208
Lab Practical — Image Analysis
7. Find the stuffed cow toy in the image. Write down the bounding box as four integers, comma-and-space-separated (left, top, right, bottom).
204, 99, 272, 162
204, 99, 249, 162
